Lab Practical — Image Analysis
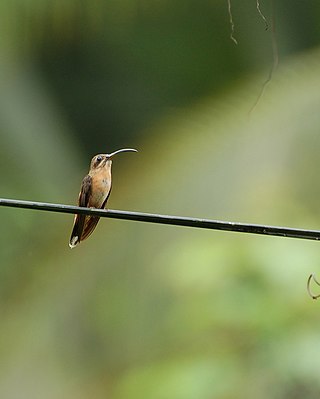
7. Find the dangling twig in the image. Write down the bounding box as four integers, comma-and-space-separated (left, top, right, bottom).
256, 0, 269, 30
307, 274, 320, 300
249, 0, 278, 115
227, 0, 238, 44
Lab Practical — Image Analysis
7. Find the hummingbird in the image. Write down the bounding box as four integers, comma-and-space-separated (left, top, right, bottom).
69, 148, 137, 248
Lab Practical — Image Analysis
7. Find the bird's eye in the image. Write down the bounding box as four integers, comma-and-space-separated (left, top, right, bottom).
96, 156, 102, 163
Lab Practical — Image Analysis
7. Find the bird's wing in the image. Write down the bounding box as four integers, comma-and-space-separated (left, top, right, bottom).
80, 216, 100, 241
79, 174, 92, 207
69, 175, 92, 248
80, 182, 112, 241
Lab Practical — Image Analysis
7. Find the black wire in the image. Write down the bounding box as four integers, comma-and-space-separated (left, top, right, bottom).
1, 197, 320, 241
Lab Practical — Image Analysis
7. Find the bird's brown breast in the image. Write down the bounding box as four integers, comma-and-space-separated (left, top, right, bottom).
89, 172, 112, 208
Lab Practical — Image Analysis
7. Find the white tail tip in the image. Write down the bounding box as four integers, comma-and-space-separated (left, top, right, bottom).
69, 236, 79, 249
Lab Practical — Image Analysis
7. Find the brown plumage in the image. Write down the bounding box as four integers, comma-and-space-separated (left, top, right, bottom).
69, 149, 137, 248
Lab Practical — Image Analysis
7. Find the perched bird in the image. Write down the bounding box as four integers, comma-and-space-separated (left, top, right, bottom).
69, 148, 137, 248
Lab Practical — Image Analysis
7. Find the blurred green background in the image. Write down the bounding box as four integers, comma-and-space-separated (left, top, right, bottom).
1, 1, 320, 398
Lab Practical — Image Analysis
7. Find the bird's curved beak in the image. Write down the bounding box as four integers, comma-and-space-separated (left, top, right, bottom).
106, 148, 138, 158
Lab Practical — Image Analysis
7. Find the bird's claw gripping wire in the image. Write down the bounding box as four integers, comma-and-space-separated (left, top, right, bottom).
307, 273, 320, 300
